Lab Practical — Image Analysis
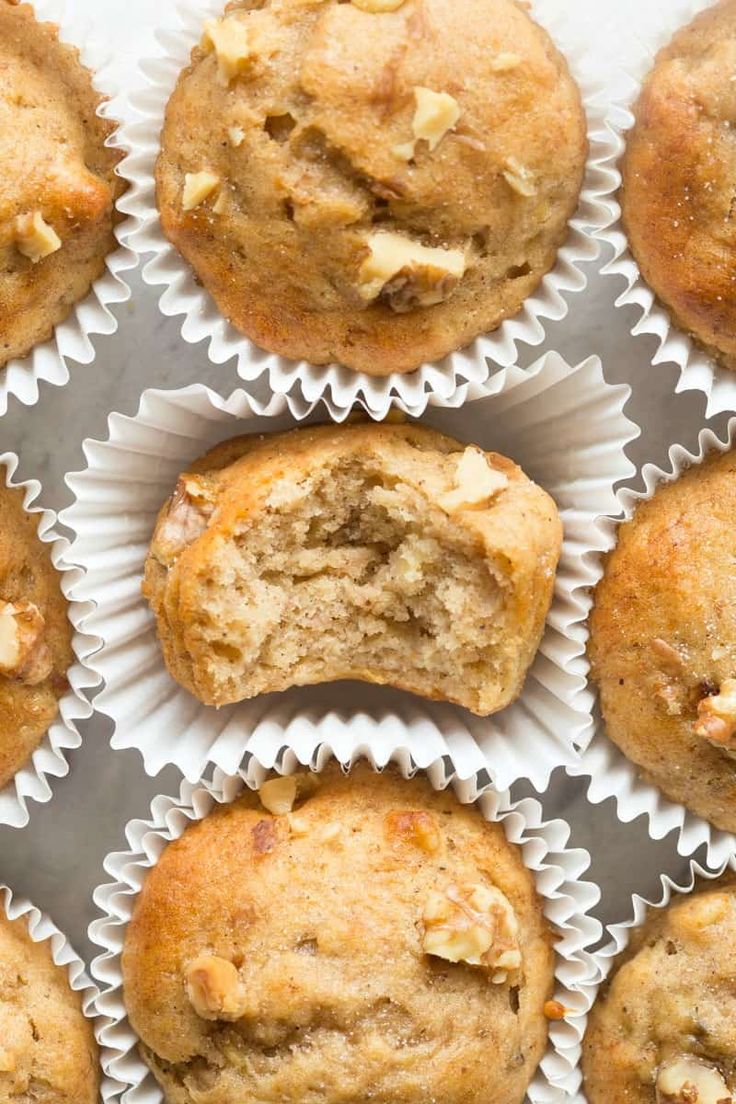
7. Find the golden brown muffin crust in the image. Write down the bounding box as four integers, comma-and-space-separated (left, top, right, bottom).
0, 482, 72, 790
0, 910, 99, 1103
156, 0, 587, 375
122, 764, 555, 1104
622, 0, 736, 371
589, 448, 736, 833
583, 877, 736, 1104
0, 0, 126, 368
142, 421, 562, 714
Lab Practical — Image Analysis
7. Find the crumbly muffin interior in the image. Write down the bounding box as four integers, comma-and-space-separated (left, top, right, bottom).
189, 462, 507, 706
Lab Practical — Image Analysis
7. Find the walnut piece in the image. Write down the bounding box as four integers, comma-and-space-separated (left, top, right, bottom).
15, 212, 62, 263
202, 16, 255, 86
385, 810, 441, 853
0, 601, 53, 685
358, 231, 467, 311
490, 52, 522, 72
0, 1050, 16, 1073
502, 157, 537, 198
694, 679, 736, 754
185, 956, 247, 1021
351, 0, 406, 9
656, 1056, 732, 1104
228, 126, 245, 147
421, 882, 522, 981
182, 172, 221, 212
316, 821, 342, 845
394, 86, 461, 160
437, 447, 509, 513
259, 776, 298, 815
156, 475, 216, 560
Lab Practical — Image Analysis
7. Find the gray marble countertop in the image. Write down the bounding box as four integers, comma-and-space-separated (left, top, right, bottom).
0, 0, 730, 968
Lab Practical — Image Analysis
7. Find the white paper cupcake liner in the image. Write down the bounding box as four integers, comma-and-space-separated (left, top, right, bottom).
568, 851, 736, 1104
120, 0, 616, 420
0, 453, 97, 828
595, 0, 736, 418
569, 416, 736, 868
88, 738, 602, 1104
0, 882, 119, 1102
0, 0, 138, 419
60, 351, 637, 791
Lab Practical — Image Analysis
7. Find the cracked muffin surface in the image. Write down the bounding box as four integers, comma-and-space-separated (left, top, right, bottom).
156, 0, 587, 375
583, 877, 736, 1104
622, 0, 736, 371
589, 448, 736, 833
122, 764, 555, 1104
0, 909, 99, 1103
0, 0, 125, 369
0, 481, 73, 790
142, 421, 562, 715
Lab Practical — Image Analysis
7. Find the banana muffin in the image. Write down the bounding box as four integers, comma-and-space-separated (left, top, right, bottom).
0, 907, 99, 1102
0, 480, 73, 790
589, 448, 736, 833
122, 764, 555, 1104
0, 0, 125, 369
156, 0, 587, 375
143, 421, 562, 714
622, 1, 736, 371
583, 876, 736, 1104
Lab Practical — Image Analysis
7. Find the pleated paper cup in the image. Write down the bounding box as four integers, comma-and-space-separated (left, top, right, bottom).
596, 0, 736, 418
0, 0, 137, 419
121, 0, 616, 420
60, 351, 637, 790
0, 454, 96, 829
0, 882, 119, 1102
89, 739, 602, 1104
568, 853, 736, 1104
569, 416, 736, 868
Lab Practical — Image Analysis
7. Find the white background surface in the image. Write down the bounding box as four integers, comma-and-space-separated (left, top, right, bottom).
1, 0, 731, 967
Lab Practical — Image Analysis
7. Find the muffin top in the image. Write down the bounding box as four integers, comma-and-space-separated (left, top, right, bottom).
122, 764, 554, 1104
0, 909, 99, 1103
622, 0, 736, 371
0, 0, 125, 369
583, 878, 736, 1104
0, 481, 73, 790
589, 448, 736, 833
156, 0, 586, 376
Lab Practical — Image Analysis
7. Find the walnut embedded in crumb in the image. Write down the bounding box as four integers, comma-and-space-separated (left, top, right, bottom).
502, 157, 537, 198
182, 171, 221, 212
437, 447, 509, 514
656, 1056, 732, 1104
394, 86, 461, 161
228, 126, 245, 147
385, 810, 441, 853
252, 819, 279, 854
287, 813, 309, 837
15, 211, 61, 263
156, 475, 216, 560
351, 0, 406, 9
0, 600, 53, 685
0, 1051, 16, 1073
421, 882, 522, 981
490, 53, 522, 72
202, 16, 255, 86
259, 776, 298, 815
694, 679, 736, 754
358, 231, 467, 311
651, 637, 687, 675
185, 956, 247, 1021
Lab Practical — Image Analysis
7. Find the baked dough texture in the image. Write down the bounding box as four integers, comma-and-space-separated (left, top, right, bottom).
589, 449, 736, 833
0, 909, 99, 1103
156, 0, 587, 375
143, 422, 562, 714
583, 877, 736, 1104
622, 0, 736, 371
122, 764, 554, 1104
0, 0, 125, 369
0, 482, 73, 790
